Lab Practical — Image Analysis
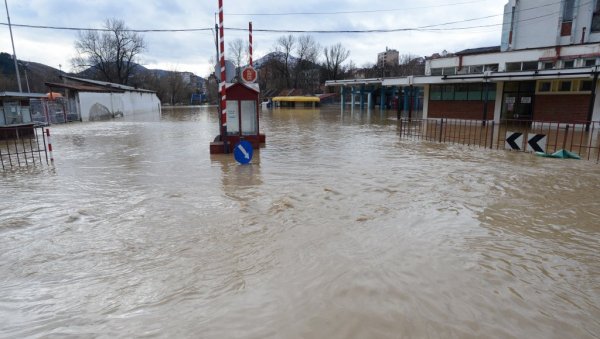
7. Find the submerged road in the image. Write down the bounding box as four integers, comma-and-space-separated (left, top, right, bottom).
1, 106, 599, 338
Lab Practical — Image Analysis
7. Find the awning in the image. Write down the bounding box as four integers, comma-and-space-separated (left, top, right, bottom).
272, 96, 320, 102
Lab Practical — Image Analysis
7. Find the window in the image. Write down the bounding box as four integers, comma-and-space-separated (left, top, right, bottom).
430, 85, 442, 100
520, 81, 536, 92
484, 64, 499, 72
241, 100, 257, 135
538, 81, 552, 92
468, 83, 482, 100
593, 0, 600, 32
468, 65, 483, 74
429, 84, 496, 101
430, 68, 443, 76
522, 62, 538, 71
506, 62, 538, 71
563, 60, 575, 69
543, 62, 555, 70
563, 0, 575, 21
455, 84, 469, 100
585, 59, 597, 67
442, 85, 455, 100
226, 100, 239, 134
443, 67, 456, 75
559, 80, 572, 91
580, 80, 593, 91
484, 83, 497, 100
506, 62, 521, 72
562, 0, 575, 36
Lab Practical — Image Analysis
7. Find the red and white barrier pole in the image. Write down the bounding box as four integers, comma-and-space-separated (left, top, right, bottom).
249, 21, 253, 67
45, 128, 54, 163
218, 0, 228, 152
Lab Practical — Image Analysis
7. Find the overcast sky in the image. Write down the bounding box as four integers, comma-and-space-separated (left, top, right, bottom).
1, 0, 506, 77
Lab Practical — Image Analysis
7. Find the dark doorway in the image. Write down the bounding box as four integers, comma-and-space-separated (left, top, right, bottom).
501, 81, 536, 120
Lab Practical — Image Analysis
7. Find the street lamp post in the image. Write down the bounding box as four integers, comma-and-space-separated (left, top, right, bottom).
4, 0, 22, 92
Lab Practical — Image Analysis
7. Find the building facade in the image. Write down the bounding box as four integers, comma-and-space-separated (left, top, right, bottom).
327, 0, 600, 124
377, 48, 400, 68
46, 76, 161, 122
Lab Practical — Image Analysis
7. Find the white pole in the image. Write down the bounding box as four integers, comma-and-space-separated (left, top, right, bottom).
4, 0, 22, 92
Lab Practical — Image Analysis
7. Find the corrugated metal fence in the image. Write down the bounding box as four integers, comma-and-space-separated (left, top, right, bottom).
399, 118, 600, 163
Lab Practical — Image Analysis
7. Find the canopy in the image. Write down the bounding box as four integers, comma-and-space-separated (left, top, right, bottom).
272, 96, 320, 103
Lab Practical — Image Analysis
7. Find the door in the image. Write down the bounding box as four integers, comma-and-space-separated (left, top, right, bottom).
501, 81, 535, 120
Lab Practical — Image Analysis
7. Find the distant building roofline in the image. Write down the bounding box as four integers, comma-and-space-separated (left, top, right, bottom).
0, 91, 47, 99
60, 75, 157, 93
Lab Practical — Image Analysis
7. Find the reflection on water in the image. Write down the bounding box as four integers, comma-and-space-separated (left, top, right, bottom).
1, 105, 599, 338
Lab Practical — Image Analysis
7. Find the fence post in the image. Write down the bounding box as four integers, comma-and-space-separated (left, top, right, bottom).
46, 128, 54, 163
399, 118, 403, 138
489, 121, 495, 149
439, 119, 444, 143
562, 124, 570, 150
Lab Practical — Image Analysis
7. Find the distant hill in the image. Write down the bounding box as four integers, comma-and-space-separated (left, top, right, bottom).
1, 52, 62, 92
1, 51, 205, 95
252, 51, 301, 69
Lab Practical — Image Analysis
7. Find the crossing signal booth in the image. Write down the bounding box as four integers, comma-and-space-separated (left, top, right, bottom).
210, 82, 266, 154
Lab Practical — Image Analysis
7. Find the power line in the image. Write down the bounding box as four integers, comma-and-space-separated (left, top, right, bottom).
227, 0, 488, 16
0, 0, 592, 35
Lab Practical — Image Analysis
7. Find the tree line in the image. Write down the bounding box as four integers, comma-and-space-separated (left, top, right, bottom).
2, 18, 425, 104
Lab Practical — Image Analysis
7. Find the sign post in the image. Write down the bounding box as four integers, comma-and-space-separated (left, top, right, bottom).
234, 140, 254, 164
218, 0, 229, 153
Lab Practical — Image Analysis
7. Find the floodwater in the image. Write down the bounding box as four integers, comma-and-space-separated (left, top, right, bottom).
1, 105, 599, 338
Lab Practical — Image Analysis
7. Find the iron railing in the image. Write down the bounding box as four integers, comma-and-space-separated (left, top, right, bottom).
0, 125, 49, 170
399, 118, 600, 163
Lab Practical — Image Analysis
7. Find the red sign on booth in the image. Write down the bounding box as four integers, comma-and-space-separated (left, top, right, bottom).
242, 66, 257, 83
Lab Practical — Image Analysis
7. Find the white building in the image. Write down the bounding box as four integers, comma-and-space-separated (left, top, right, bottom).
327, 0, 600, 123
46, 76, 161, 122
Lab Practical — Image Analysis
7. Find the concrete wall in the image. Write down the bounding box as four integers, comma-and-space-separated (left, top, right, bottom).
501, 0, 600, 51
78, 91, 161, 122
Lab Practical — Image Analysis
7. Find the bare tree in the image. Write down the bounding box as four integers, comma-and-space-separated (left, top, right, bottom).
293, 35, 320, 91
323, 43, 350, 81
273, 35, 295, 88
72, 18, 146, 85
228, 38, 246, 81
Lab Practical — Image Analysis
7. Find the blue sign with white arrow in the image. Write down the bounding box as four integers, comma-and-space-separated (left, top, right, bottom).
234, 140, 254, 164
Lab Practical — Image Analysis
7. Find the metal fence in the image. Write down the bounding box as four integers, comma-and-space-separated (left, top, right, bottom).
29, 98, 80, 125
0, 125, 49, 170
399, 118, 600, 163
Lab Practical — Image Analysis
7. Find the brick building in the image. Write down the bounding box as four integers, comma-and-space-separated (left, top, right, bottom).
327, 0, 600, 123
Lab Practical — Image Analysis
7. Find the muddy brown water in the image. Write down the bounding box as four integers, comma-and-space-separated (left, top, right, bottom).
1, 106, 599, 338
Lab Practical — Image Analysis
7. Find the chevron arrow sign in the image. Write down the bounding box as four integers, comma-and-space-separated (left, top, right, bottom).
505, 132, 523, 150
527, 134, 547, 153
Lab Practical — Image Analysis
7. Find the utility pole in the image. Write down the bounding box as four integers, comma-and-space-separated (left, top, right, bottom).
4, 0, 22, 92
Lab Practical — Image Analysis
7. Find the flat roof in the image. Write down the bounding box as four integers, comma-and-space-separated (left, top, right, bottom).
0, 91, 47, 99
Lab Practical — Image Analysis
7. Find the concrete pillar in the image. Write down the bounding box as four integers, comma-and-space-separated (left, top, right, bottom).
493, 82, 504, 123
367, 92, 372, 110
380, 87, 385, 111
351, 86, 355, 107
360, 85, 365, 110
340, 86, 346, 109
422, 85, 429, 119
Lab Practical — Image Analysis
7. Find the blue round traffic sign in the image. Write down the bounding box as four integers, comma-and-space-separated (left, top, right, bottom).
233, 140, 254, 164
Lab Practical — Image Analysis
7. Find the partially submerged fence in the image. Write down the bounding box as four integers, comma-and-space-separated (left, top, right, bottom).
399, 118, 600, 162
0, 125, 50, 170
